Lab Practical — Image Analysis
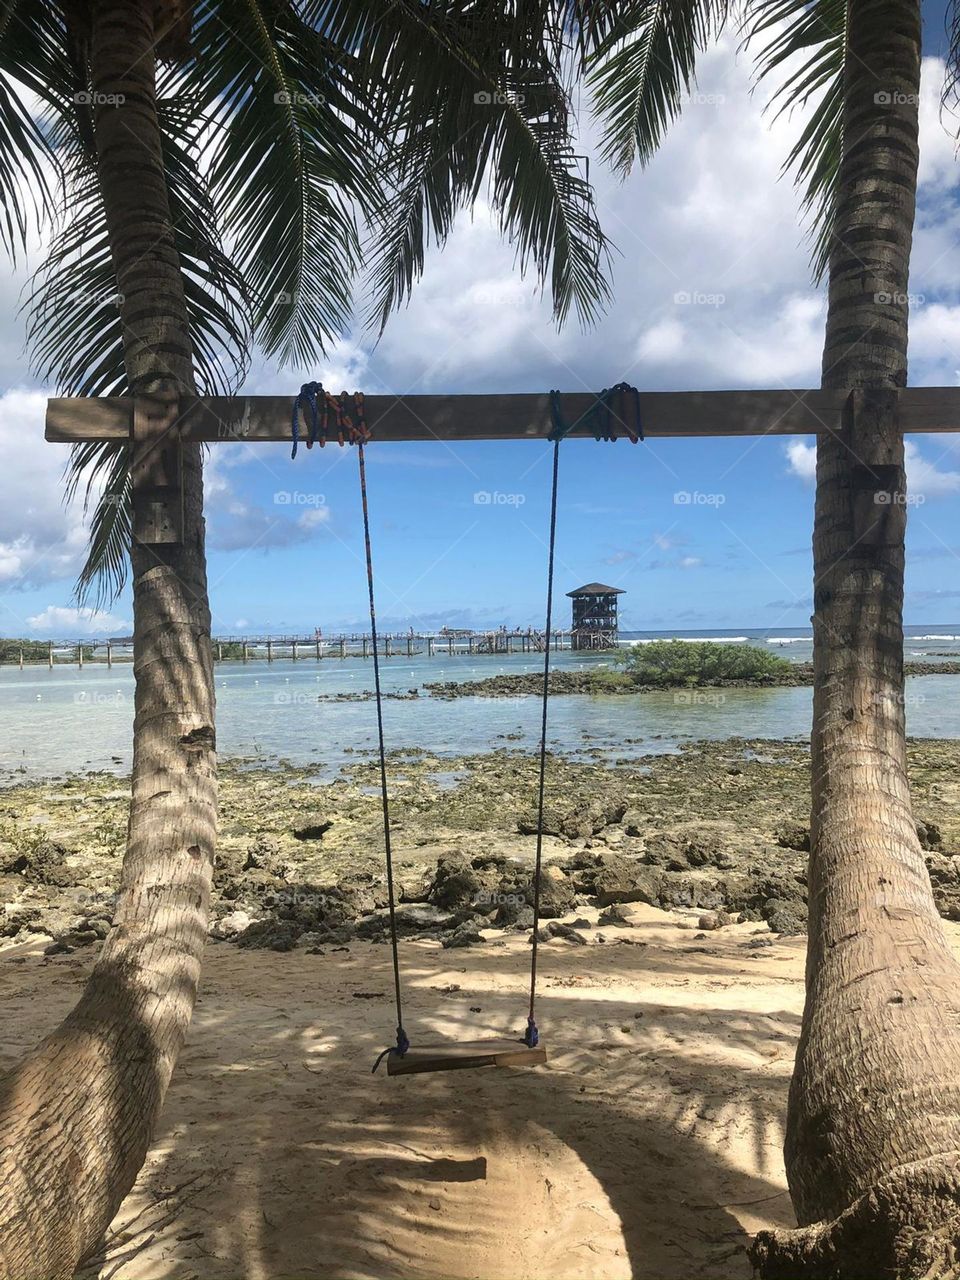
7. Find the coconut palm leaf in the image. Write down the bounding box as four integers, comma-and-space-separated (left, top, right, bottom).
24, 51, 251, 601
64, 439, 131, 608
0, 1, 63, 257
587, 0, 723, 174
5, 0, 615, 602
182, 0, 370, 367
308, 0, 610, 330
942, 0, 960, 117
749, 0, 846, 281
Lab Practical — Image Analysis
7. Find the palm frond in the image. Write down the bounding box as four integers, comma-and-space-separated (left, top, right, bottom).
587, 0, 723, 175
0, 1, 63, 259
942, 0, 960, 118
748, 0, 846, 281
332, 0, 610, 331
183, 0, 370, 367
63, 440, 131, 609
25, 46, 251, 602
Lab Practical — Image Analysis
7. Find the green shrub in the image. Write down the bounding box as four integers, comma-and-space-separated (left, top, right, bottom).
615, 640, 793, 687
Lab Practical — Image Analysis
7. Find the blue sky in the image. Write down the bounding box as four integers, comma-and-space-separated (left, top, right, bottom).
1, 9, 960, 638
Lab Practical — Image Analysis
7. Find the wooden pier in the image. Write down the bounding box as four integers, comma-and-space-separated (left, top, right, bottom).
1, 630, 576, 667
211, 630, 573, 661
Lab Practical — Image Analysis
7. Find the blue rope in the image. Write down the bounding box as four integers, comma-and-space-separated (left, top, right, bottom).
291, 381, 323, 458
548, 383, 643, 444
372, 1026, 410, 1074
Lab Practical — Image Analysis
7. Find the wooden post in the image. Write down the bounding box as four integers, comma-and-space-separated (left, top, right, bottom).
18, 648, 23, 670
48, 643, 54, 669
386, 636, 392, 657
315, 639, 321, 660
242, 642, 248, 662
217, 641, 223, 661
106, 641, 112, 668
428, 637, 435, 657
339, 638, 346, 659
363, 637, 369, 659
132, 392, 183, 545
292, 641, 298, 661
78, 642, 83, 669
267, 639, 273, 662
448, 636, 453, 655
406, 636, 412, 657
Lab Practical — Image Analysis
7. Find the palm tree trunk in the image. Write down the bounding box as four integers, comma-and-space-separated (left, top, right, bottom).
0, 4, 216, 1277
753, 0, 960, 1274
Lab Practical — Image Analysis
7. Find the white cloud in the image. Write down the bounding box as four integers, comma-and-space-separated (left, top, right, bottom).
785, 436, 960, 497
909, 304, 960, 372
0, 389, 97, 590
298, 507, 331, 529
637, 319, 686, 363
27, 605, 130, 636
917, 60, 958, 193
786, 440, 817, 481
905, 439, 960, 498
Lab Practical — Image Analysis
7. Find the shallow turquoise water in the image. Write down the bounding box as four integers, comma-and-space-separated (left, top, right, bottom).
2, 639, 959, 782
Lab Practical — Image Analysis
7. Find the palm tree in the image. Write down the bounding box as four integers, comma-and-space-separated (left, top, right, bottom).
752, 0, 960, 1271
0, 3, 608, 1275
587, 0, 960, 1269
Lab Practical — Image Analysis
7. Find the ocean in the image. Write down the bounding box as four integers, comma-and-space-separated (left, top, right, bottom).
2, 625, 959, 782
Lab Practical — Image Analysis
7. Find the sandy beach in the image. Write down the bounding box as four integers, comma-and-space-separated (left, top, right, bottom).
2, 737, 958, 1277
1, 903, 816, 1280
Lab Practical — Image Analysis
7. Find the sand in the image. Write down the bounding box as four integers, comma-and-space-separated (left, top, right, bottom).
0, 903, 841, 1280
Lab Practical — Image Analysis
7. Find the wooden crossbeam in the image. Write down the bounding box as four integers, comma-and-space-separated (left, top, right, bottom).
45, 387, 960, 444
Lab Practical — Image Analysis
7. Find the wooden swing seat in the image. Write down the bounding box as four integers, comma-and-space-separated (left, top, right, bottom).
386, 1038, 547, 1076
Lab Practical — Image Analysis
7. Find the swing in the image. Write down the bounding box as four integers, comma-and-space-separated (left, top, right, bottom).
291, 381, 642, 1077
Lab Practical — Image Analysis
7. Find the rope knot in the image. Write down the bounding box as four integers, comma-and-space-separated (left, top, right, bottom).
292, 386, 371, 457
372, 1025, 410, 1074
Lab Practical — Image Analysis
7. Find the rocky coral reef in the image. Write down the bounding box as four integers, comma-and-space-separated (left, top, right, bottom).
2, 739, 959, 955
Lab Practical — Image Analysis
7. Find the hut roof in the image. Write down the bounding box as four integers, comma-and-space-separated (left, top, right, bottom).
566, 583, 625, 597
